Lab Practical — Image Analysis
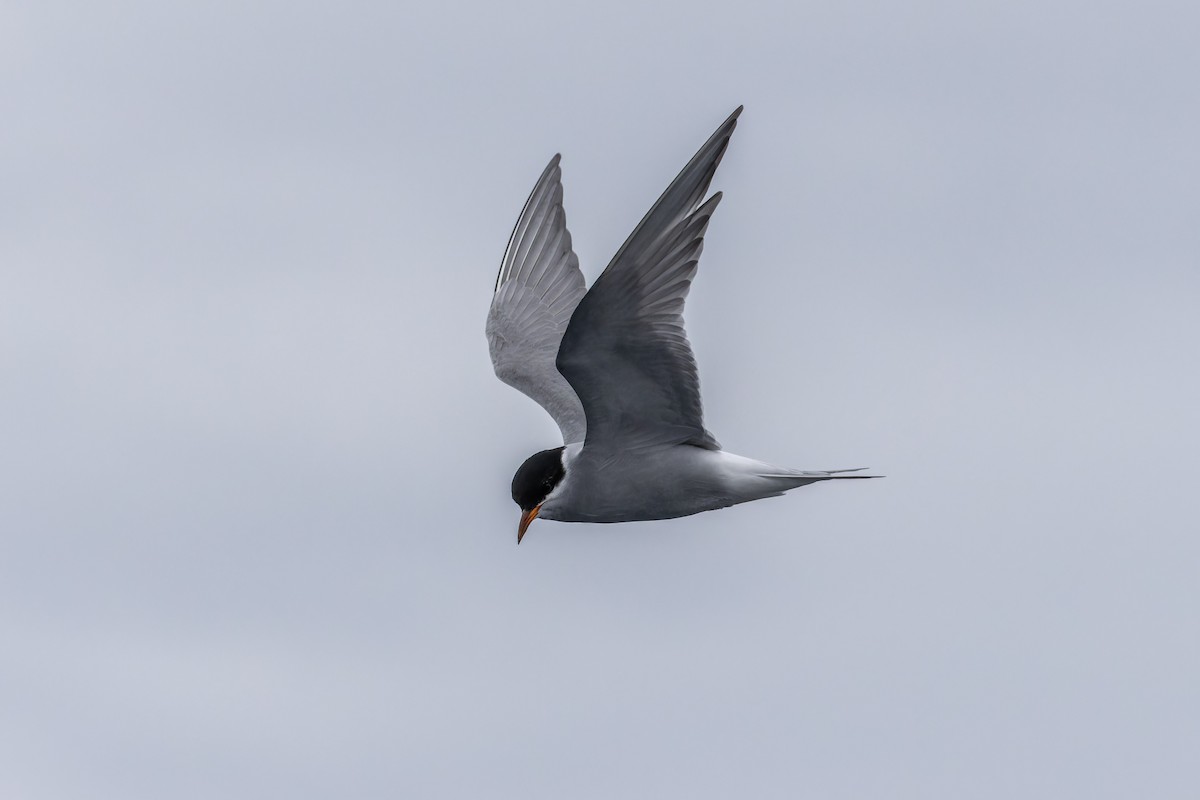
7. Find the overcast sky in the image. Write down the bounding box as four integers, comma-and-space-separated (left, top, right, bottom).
3, 0, 1198, 797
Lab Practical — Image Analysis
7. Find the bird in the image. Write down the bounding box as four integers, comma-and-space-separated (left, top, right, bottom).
486, 106, 876, 543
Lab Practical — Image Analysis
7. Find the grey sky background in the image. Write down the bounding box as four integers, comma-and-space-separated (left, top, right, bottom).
3, 0, 1198, 797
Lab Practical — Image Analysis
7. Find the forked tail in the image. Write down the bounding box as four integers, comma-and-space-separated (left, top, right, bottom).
756, 467, 882, 492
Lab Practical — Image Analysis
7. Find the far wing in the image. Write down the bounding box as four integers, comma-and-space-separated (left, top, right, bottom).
556, 107, 742, 453
486, 155, 587, 444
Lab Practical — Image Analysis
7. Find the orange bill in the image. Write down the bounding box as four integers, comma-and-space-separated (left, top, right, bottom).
517, 505, 541, 544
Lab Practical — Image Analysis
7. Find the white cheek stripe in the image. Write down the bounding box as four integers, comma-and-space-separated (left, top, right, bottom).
541, 445, 577, 508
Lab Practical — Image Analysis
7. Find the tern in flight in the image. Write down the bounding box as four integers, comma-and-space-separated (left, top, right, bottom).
487, 107, 876, 542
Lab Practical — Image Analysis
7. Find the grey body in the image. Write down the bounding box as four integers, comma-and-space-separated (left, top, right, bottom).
487, 107, 875, 531
539, 443, 866, 523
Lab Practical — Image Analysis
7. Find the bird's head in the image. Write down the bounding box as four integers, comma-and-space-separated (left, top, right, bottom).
511, 446, 566, 544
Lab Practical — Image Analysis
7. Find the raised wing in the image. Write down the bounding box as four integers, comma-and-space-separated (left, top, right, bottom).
486, 155, 587, 444
556, 107, 741, 453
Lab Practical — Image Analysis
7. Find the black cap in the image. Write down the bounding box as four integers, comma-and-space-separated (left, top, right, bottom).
511, 447, 566, 510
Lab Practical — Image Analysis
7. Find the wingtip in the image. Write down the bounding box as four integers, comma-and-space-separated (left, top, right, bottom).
722, 107, 742, 131
541, 153, 563, 176
698, 191, 724, 213
537, 154, 563, 181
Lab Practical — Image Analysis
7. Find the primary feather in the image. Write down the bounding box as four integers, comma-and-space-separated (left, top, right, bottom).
486, 155, 587, 444
557, 107, 742, 454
